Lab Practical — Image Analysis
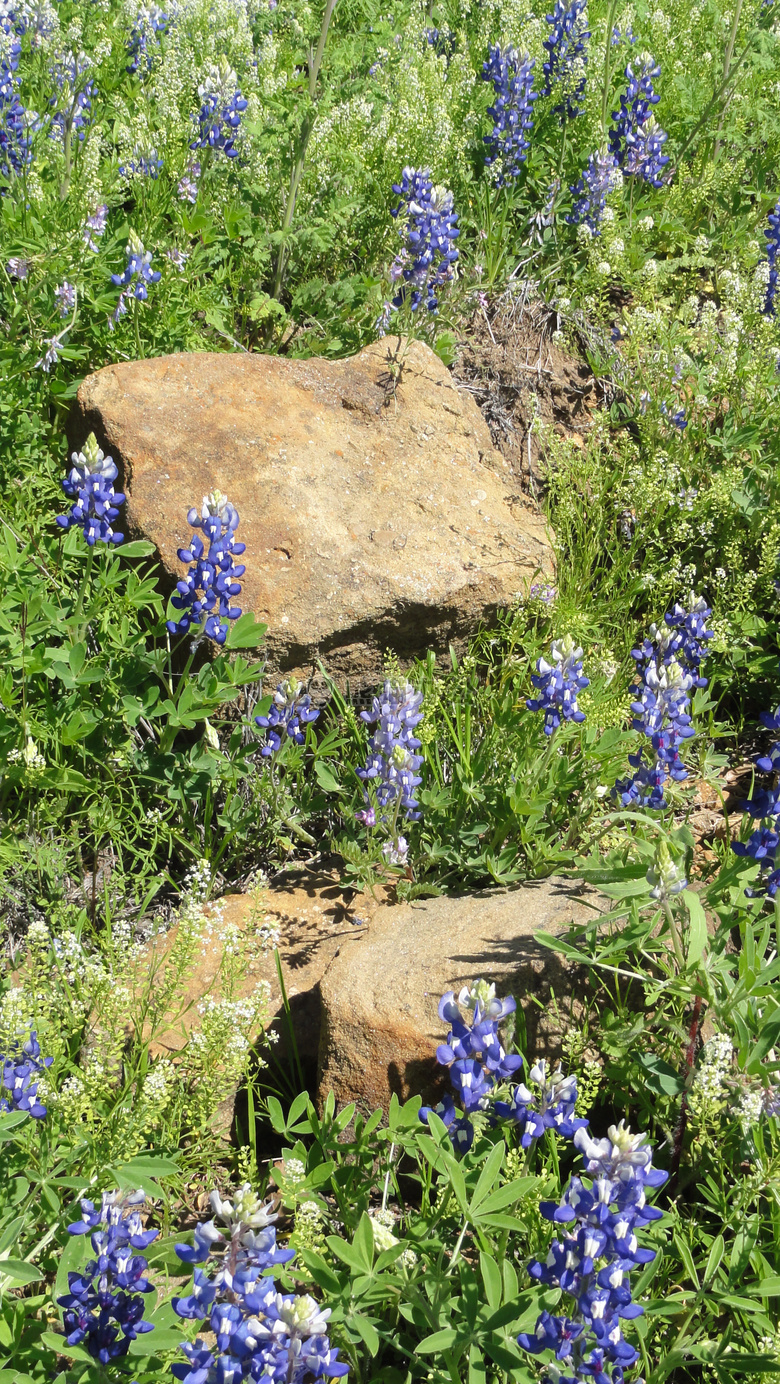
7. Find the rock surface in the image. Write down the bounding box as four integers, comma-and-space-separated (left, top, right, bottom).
142, 871, 600, 1131
316, 881, 600, 1114
70, 339, 553, 690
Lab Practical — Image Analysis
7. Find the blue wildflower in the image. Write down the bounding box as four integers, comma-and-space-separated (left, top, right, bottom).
49, 52, 96, 148
0, 37, 31, 181
389, 166, 459, 312
731, 663, 780, 895
58, 1190, 157, 1364
119, 146, 163, 178
167, 491, 245, 645
609, 56, 670, 186
1, 1030, 52, 1118
83, 203, 108, 252
420, 981, 523, 1150
357, 678, 424, 823
494, 1059, 588, 1147
518, 1122, 666, 1384
762, 199, 780, 316
615, 594, 712, 809
111, 231, 161, 301
568, 147, 621, 232
527, 634, 589, 735
56, 433, 125, 546
127, 2, 168, 74
482, 44, 538, 183
542, 0, 590, 120
254, 678, 319, 755
172, 1186, 347, 1384
192, 57, 248, 160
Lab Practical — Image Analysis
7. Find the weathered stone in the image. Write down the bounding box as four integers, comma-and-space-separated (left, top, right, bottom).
70, 339, 553, 691
316, 880, 600, 1114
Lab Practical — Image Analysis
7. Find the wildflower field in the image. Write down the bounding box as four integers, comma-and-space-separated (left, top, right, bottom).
5, 0, 780, 1380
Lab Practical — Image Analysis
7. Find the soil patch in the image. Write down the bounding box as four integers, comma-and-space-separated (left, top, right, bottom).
453, 287, 600, 492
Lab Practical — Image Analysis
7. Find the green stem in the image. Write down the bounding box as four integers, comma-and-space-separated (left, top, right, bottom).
663, 897, 686, 972
159, 642, 198, 754
271, 0, 338, 300
669, 24, 757, 175
601, 0, 621, 136
74, 543, 95, 637
713, 0, 744, 158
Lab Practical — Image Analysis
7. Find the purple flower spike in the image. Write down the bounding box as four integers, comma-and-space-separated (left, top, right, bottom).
482, 45, 538, 182
527, 634, 589, 735
56, 433, 125, 546
389, 166, 459, 313
167, 491, 245, 645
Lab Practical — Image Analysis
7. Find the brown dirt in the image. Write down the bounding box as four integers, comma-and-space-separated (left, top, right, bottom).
452, 288, 600, 493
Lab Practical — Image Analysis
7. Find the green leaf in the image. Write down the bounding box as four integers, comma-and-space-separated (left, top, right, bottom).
754, 1276, 780, 1296
469, 1142, 504, 1213
55, 1229, 91, 1302
119, 540, 157, 557
474, 1176, 536, 1215
0, 1259, 43, 1286
349, 1312, 380, 1357
314, 761, 343, 794
39, 1331, 94, 1364
637, 1052, 684, 1097
683, 890, 708, 965
225, 613, 267, 650
353, 1213, 374, 1271
479, 1252, 502, 1311
417, 1328, 459, 1354
747, 1007, 780, 1074
128, 1328, 184, 1356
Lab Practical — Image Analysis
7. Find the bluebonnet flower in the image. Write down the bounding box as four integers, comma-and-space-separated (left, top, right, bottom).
111, 231, 161, 309
49, 51, 96, 147
6, 254, 28, 278
357, 679, 424, 825
1, 1030, 52, 1118
127, 2, 168, 74
35, 329, 69, 372
83, 203, 108, 252
424, 26, 455, 58
609, 56, 669, 186
420, 981, 522, 1148
255, 678, 319, 755
382, 835, 409, 866
646, 840, 687, 900
177, 160, 200, 202
495, 1059, 588, 1147
55, 279, 76, 315
56, 432, 125, 545
192, 57, 248, 160
167, 491, 245, 645
542, 0, 589, 120
389, 166, 459, 312
731, 664, 780, 896
119, 146, 163, 178
614, 594, 712, 810
172, 1185, 347, 1384
518, 1121, 666, 1384
762, 199, 780, 316
482, 45, 538, 183
166, 247, 189, 271
527, 634, 589, 735
58, 1189, 157, 1364
0, 41, 31, 180
568, 148, 621, 232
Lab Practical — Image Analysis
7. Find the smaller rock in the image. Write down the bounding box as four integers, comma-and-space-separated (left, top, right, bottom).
317, 879, 600, 1114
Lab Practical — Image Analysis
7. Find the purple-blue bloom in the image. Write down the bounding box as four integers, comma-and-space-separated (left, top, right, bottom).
83, 202, 108, 252
172, 1186, 347, 1384
357, 678, 424, 820
389, 166, 459, 313
527, 634, 589, 735
127, 2, 168, 74
482, 44, 538, 182
518, 1122, 666, 1384
542, 0, 589, 120
763, 199, 780, 316
167, 491, 245, 645
56, 433, 125, 546
255, 678, 319, 756
192, 58, 248, 159
609, 56, 669, 187
111, 231, 161, 300
0, 1030, 52, 1118
494, 1059, 588, 1147
568, 148, 621, 233
59, 1189, 157, 1365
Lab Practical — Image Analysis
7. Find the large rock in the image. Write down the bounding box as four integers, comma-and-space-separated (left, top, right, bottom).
316, 881, 599, 1114
70, 340, 553, 689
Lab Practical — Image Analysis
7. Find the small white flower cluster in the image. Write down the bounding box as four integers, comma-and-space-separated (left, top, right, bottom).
7, 736, 46, 772
282, 1157, 307, 1185
736, 1087, 764, 1131
183, 857, 212, 904
369, 1208, 418, 1267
